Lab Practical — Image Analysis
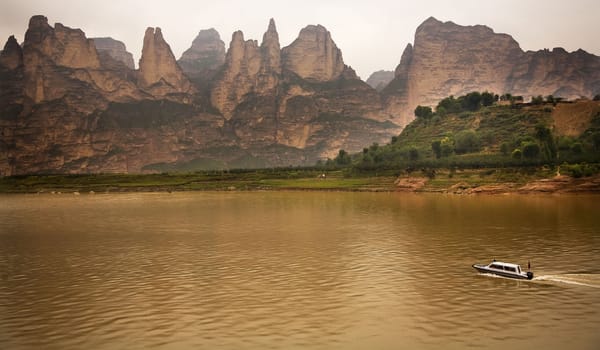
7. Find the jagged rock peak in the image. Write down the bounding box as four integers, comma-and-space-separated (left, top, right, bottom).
394, 43, 413, 77
92, 37, 135, 69
138, 27, 192, 92
178, 28, 226, 79
192, 28, 222, 46
262, 18, 279, 45
282, 24, 345, 81
0, 35, 23, 69
22, 15, 100, 69
261, 18, 281, 74
27, 15, 52, 32
415, 16, 517, 46
417, 16, 442, 30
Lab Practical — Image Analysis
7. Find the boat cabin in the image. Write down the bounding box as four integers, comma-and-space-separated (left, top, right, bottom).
489, 262, 522, 274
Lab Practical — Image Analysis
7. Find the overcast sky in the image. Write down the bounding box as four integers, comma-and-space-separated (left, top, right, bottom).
1, 0, 599, 79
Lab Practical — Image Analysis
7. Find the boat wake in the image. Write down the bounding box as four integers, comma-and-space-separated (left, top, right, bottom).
533, 274, 600, 289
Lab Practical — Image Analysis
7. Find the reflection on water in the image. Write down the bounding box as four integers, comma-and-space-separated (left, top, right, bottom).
1, 192, 599, 349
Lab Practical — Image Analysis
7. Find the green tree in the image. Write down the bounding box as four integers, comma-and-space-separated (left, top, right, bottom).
500, 142, 510, 156
531, 95, 544, 105
460, 92, 483, 111
408, 147, 419, 161
435, 105, 447, 117
534, 124, 557, 160
570, 142, 583, 154
431, 140, 442, 159
437, 95, 461, 114
592, 132, 600, 151
414, 105, 433, 119
454, 130, 481, 154
512, 148, 523, 159
481, 91, 496, 107
522, 142, 541, 159
441, 137, 454, 157
334, 149, 351, 165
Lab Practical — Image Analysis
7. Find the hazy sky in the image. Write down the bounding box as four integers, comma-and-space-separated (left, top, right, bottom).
1, 0, 599, 79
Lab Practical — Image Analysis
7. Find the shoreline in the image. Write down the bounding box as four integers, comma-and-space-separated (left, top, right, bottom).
1, 172, 599, 195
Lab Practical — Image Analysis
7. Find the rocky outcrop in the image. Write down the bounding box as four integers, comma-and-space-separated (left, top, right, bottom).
210, 19, 281, 119
14, 15, 599, 175
138, 27, 194, 96
211, 20, 395, 158
178, 28, 226, 83
92, 37, 135, 69
366, 70, 394, 91
282, 25, 345, 81
383, 17, 600, 126
24, 16, 100, 70
508, 48, 600, 98
1, 15, 398, 175
0, 36, 23, 69
381, 44, 413, 128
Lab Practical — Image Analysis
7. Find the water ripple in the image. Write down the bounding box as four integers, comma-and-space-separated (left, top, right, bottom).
1, 193, 599, 349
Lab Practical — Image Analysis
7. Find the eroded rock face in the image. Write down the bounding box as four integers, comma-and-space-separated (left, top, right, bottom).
0, 36, 24, 70
138, 27, 194, 96
282, 25, 345, 81
211, 19, 395, 157
92, 37, 135, 69
1, 15, 399, 175
211, 19, 282, 119
24, 16, 100, 69
178, 28, 226, 82
508, 48, 600, 98
384, 17, 600, 126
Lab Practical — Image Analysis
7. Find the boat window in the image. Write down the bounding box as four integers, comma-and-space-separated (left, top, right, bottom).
490, 264, 503, 270
505, 266, 516, 272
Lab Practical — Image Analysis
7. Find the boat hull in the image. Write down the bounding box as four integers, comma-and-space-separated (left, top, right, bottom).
472, 264, 533, 280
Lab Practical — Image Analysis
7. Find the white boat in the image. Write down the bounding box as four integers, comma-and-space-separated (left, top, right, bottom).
472, 260, 533, 280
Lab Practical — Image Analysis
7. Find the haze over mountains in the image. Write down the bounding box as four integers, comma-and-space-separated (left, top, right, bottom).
0, 15, 598, 175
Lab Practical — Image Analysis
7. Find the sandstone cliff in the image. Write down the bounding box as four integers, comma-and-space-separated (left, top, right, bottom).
211, 20, 394, 159
1, 16, 396, 175
8, 15, 598, 176
138, 27, 194, 97
383, 17, 600, 126
92, 37, 135, 69
210, 19, 282, 119
282, 25, 345, 81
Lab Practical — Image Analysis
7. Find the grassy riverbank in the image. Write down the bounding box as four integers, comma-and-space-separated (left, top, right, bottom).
2, 167, 598, 194
0, 170, 391, 193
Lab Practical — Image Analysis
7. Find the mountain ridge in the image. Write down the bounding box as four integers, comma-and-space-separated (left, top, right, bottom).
0, 15, 598, 176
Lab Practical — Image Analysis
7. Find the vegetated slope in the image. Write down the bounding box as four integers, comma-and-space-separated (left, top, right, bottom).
352, 96, 600, 170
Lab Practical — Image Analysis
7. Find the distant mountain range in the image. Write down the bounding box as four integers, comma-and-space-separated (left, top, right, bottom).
0, 15, 598, 175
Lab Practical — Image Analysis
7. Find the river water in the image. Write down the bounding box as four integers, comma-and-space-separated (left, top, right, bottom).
1, 192, 599, 349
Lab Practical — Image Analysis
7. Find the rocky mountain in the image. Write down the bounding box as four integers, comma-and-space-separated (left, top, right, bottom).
177, 28, 226, 85
1, 15, 598, 176
366, 70, 394, 91
0, 16, 396, 175
382, 17, 600, 126
210, 19, 393, 157
92, 37, 135, 69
